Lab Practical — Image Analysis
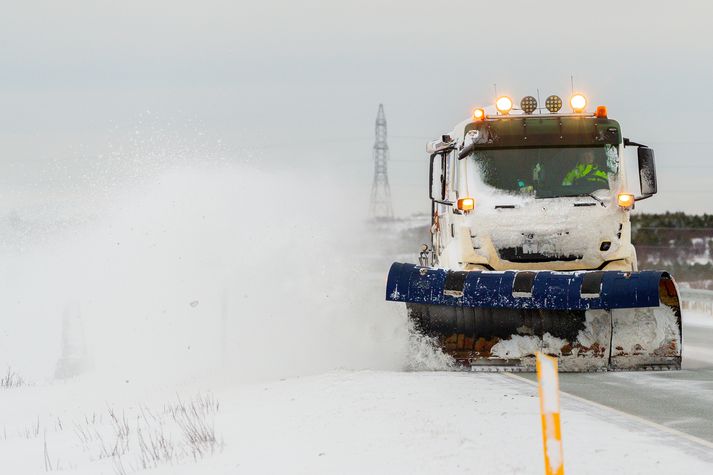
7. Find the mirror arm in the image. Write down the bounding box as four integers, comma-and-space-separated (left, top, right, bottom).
458, 143, 474, 159
623, 137, 648, 148
634, 194, 654, 202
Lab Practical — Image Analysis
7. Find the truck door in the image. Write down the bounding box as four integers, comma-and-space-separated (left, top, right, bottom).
430, 150, 456, 261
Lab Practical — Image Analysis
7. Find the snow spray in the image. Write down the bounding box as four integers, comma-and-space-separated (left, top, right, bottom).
0, 131, 440, 385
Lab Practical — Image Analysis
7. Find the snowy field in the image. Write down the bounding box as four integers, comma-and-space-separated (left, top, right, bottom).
2, 363, 713, 474
3, 157, 713, 474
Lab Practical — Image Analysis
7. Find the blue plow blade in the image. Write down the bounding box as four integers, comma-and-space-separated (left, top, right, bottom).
385, 262, 664, 310
385, 262, 682, 372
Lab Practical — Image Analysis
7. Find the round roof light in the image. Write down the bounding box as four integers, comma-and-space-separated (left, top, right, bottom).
495, 96, 513, 115
472, 108, 485, 120
545, 95, 563, 113
520, 96, 538, 114
570, 94, 587, 113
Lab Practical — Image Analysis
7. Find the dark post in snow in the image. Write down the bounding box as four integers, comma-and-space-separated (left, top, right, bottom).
54, 302, 90, 379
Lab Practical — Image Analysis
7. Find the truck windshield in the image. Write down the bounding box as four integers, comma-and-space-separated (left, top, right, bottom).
469, 145, 618, 199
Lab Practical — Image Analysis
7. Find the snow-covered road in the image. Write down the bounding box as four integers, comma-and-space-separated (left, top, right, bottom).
516, 313, 713, 445
202, 371, 713, 475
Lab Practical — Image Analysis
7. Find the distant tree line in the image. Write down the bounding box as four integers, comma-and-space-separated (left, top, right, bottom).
632, 212, 713, 245
632, 212, 713, 230
633, 212, 713, 287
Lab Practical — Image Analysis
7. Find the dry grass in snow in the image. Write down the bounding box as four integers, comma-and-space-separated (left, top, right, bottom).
3, 391, 221, 474
1, 367, 25, 389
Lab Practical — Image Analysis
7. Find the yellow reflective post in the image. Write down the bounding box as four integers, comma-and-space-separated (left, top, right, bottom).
536, 352, 565, 475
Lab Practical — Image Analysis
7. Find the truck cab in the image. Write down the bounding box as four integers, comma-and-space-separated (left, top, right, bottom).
427, 95, 658, 274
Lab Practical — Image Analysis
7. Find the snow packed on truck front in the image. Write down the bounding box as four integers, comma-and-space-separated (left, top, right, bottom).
441, 115, 636, 272
451, 198, 636, 272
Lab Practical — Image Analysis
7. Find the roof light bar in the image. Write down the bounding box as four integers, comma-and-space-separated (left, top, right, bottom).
495, 96, 513, 115
520, 96, 537, 114
545, 95, 563, 113
570, 94, 587, 113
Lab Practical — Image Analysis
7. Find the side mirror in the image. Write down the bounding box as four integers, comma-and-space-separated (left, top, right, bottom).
428, 153, 437, 200
428, 152, 453, 205
638, 147, 657, 197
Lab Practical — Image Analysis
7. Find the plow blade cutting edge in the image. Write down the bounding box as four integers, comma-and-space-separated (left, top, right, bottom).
386, 262, 682, 371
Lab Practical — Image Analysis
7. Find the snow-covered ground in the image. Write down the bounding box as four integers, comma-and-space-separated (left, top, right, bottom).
2, 312, 713, 474
685, 310, 713, 330
684, 311, 713, 365
3, 368, 713, 474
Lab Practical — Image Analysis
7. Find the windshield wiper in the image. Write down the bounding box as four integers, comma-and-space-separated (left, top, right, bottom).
554, 192, 607, 206
579, 193, 605, 207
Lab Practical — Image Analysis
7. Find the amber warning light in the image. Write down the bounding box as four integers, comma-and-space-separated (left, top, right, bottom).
617, 193, 635, 208
457, 197, 476, 212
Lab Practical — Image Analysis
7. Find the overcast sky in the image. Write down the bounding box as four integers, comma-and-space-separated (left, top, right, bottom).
2, 0, 712, 215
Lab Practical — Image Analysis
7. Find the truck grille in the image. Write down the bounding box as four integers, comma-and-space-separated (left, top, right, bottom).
498, 247, 582, 263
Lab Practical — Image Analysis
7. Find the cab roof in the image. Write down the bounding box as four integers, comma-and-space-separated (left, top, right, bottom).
462, 115, 621, 149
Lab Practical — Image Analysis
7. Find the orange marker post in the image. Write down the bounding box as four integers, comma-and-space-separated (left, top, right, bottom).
536, 352, 565, 475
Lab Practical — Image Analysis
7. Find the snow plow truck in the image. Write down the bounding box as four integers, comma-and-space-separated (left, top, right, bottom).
386, 93, 682, 371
